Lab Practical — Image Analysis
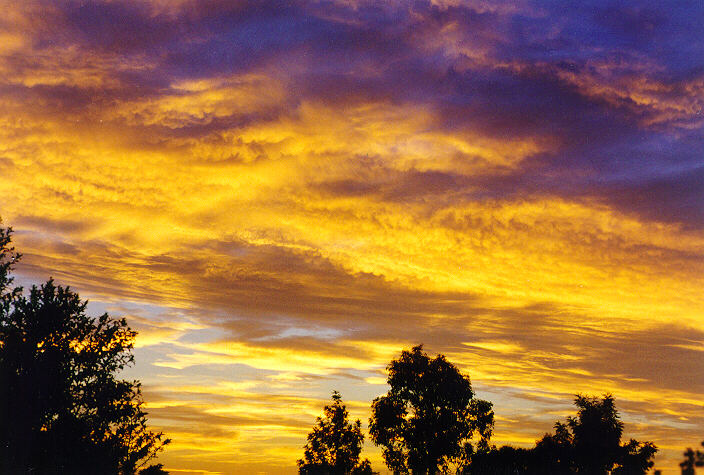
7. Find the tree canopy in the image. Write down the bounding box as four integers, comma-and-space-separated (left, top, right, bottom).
298, 391, 374, 475
369, 345, 494, 474
537, 394, 657, 475
0, 224, 169, 474
470, 394, 657, 475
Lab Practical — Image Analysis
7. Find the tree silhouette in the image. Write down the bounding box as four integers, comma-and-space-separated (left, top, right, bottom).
369, 345, 494, 474
570, 394, 624, 473
0, 225, 20, 320
532, 394, 656, 475
298, 391, 375, 475
468, 395, 655, 474
0, 224, 169, 474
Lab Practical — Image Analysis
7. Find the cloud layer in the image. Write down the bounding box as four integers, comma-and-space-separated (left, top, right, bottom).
1, 1, 703, 473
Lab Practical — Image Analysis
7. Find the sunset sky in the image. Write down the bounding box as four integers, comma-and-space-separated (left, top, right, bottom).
1, 0, 703, 473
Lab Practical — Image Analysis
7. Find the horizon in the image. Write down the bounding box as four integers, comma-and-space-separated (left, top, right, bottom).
0, 1, 703, 473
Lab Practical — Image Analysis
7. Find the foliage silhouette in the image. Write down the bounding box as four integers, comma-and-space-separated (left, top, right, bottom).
680, 441, 704, 475
470, 394, 656, 474
139, 463, 170, 475
298, 391, 375, 475
369, 344, 494, 474
467, 445, 534, 474
0, 224, 169, 474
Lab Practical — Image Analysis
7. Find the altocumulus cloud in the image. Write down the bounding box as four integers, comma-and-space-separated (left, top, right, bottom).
1, 0, 703, 473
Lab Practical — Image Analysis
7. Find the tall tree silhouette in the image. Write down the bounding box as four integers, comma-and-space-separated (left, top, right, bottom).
369, 345, 494, 474
0, 224, 169, 474
0, 225, 20, 320
298, 391, 374, 475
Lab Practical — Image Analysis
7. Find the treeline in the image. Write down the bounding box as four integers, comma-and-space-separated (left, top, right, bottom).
300, 346, 704, 474
298, 345, 662, 475
0, 223, 701, 475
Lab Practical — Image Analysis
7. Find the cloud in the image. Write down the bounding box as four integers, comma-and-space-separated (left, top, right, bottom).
1, 0, 703, 473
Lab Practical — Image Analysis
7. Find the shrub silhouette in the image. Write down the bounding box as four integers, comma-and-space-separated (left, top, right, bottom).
139, 463, 170, 475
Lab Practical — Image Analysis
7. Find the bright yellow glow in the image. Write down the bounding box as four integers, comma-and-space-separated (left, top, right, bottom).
1, 4, 702, 473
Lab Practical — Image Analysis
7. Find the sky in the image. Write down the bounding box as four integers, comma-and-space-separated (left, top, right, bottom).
0, 0, 703, 473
